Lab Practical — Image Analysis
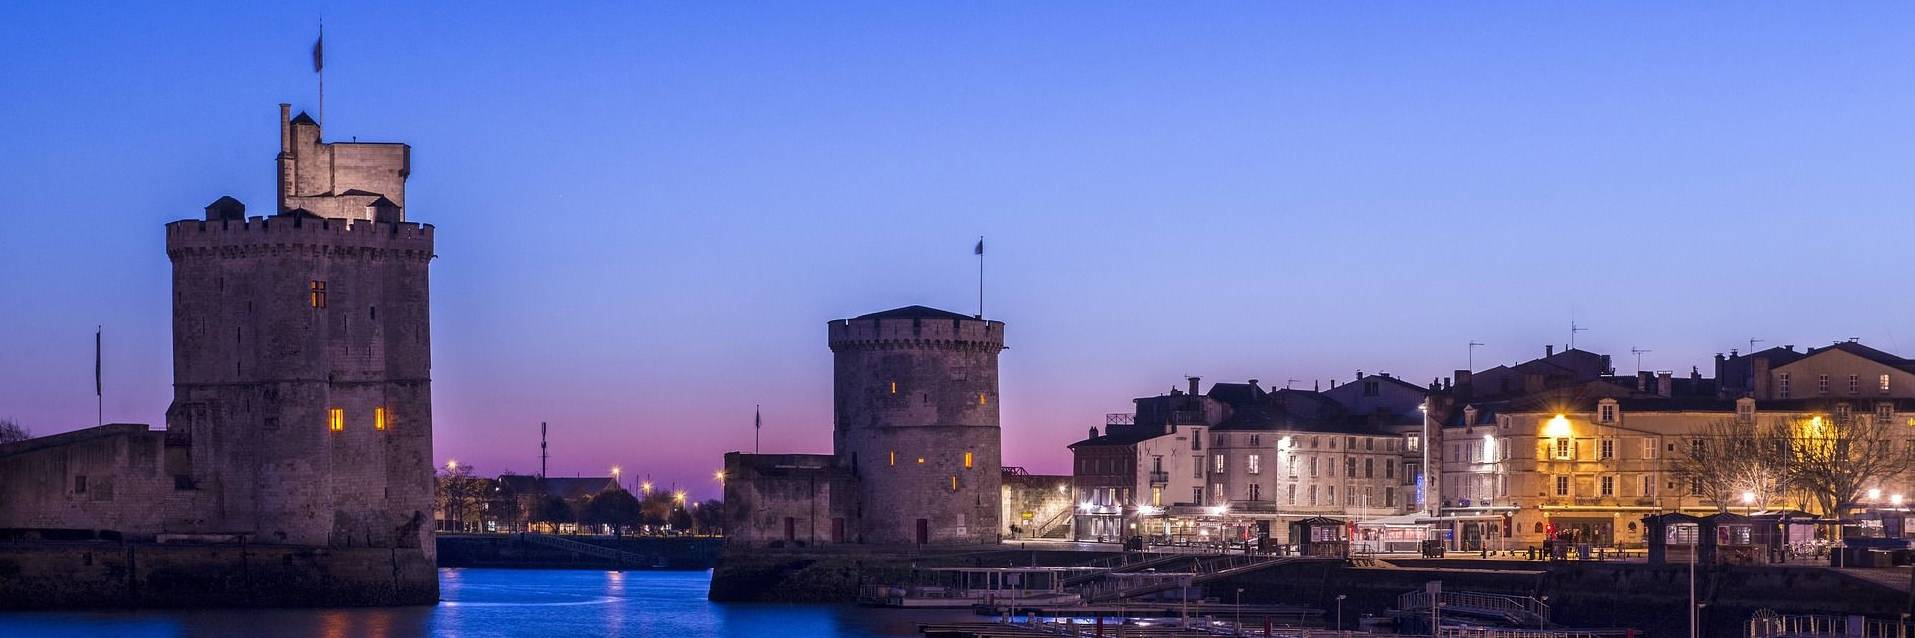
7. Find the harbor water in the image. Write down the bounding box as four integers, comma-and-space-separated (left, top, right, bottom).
0, 568, 975, 638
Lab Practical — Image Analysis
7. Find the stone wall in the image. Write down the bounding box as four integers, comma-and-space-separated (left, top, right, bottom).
1001, 473, 1071, 539
723, 453, 859, 545
0, 541, 435, 608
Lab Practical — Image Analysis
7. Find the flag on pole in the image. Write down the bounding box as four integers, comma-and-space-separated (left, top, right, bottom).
754, 405, 761, 431
974, 238, 984, 255
94, 327, 102, 397
312, 27, 324, 72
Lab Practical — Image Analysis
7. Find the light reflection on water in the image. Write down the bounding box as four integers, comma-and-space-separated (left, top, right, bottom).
0, 568, 974, 638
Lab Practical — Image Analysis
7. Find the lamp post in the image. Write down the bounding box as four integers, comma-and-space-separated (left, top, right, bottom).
1235, 588, 1245, 636
1335, 593, 1347, 630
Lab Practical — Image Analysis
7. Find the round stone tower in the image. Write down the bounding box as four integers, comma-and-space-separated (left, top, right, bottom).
830, 306, 1005, 545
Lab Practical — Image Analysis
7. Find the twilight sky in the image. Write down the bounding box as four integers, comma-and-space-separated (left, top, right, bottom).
4, 4, 1915, 498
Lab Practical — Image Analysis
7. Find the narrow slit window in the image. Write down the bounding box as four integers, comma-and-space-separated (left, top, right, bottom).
888, 451, 896, 466
328, 408, 345, 432
889, 381, 897, 395
374, 407, 388, 431
978, 393, 988, 406
309, 280, 327, 309
963, 451, 974, 469
950, 476, 958, 492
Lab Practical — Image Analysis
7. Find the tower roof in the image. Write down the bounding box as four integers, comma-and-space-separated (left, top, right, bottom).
852, 305, 976, 321
290, 111, 317, 126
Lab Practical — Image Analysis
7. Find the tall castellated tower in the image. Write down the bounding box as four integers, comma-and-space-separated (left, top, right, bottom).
830, 306, 1005, 545
163, 105, 435, 564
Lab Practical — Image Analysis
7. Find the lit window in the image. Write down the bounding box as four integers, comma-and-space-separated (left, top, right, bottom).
978, 393, 987, 406
1247, 454, 1261, 475
1883, 374, 1893, 394
963, 451, 974, 469
374, 407, 388, 431
889, 381, 897, 395
1554, 438, 1571, 460
309, 280, 327, 309
328, 408, 344, 432
949, 476, 958, 491
916, 457, 925, 465
888, 451, 896, 466
1212, 454, 1224, 473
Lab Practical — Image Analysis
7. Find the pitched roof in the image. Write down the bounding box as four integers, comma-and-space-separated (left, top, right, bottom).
852, 305, 975, 321
1798, 341, 1915, 371
290, 112, 317, 126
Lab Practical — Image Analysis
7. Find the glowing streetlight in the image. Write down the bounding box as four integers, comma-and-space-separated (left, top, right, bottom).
611, 466, 621, 477
1894, 494, 1906, 507
672, 489, 687, 504
1740, 491, 1756, 505
640, 481, 653, 494
1869, 488, 1883, 501
445, 459, 458, 471
713, 470, 727, 482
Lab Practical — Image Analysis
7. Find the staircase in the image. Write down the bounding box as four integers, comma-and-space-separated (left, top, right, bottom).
1027, 507, 1073, 539
521, 534, 655, 567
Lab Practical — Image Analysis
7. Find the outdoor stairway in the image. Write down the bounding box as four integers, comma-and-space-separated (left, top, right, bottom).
1397, 590, 1551, 627
521, 533, 654, 567
1076, 555, 1321, 603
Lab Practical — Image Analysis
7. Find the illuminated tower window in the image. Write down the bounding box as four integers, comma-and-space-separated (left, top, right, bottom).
978, 393, 988, 406
888, 451, 896, 466
917, 457, 925, 465
963, 451, 974, 469
309, 280, 327, 309
374, 407, 388, 431
950, 476, 958, 492
889, 381, 897, 395
328, 408, 344, 432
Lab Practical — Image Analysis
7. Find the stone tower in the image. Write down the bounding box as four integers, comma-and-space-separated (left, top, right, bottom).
163, 105, 435, 565
830, 306, 1005, 544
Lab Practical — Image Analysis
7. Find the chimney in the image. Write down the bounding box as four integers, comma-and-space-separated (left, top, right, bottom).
1187, 376, 1200, 396
1454, 369, 1472, 387
1444, 377, 1453, 390
1089, 426, 1100, 439
1657, 372, 1673, 397
1546, 345, 1555, 357
1691, 366, 1701, 382
1313, 380, 1320, 391
1248, 379, 1259, 389
1785, 344, 1795, 352
1638, 370, 1654, 391
1751, 357, 1772, 398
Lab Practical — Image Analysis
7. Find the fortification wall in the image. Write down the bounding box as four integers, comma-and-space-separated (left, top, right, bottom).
722, 453, 859, 545
0, 425, 207, 538
0, 542, 435, 609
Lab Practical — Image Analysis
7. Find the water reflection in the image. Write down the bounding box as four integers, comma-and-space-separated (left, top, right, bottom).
0, 569, 969, 638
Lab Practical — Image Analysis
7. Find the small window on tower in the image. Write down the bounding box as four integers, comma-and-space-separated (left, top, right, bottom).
978, 393, 988, 406
889, 381, 897, 395
963, 451, 974, 469
309, 281, 327, 309
888, 451, 896, 466
916, 457, 926, 465
950, 476, 958, 492
328, 408, 345, 432
374, 407, 388, 431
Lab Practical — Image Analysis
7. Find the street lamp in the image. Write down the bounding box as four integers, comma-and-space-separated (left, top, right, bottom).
445, 459, 458, 471
1235, 588, 1245, 636
1335, 594, 1347, 629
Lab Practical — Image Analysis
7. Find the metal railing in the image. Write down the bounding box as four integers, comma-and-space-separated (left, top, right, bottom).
1749, 612, 1915, 638
520, 533, 649, 566
1440, 629, 1614, 638
1398, 590, 1550, 625
1151, 470, 1172, 485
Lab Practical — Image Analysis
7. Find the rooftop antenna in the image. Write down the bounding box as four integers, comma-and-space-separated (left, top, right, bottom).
539, 422, 548, 479
1631, 347, 1653, 374
1468, 341, 1484, 370
1569, 320, 1588, 351
1748, 338, 1764, 352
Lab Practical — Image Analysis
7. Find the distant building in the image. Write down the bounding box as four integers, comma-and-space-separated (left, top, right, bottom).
1429, 341, 1915, 550
724, 306, 1008, 546
0, 105, 437, 604
1070, 375, 1424, 545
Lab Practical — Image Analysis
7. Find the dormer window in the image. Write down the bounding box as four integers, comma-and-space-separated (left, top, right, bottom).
1882, 374, 1893, 394
1598, 401, 1617, 425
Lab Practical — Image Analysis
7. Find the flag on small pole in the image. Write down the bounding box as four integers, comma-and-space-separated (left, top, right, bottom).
753, 404, 761, 454
94, 326, 102, 426
974, 237, 985, 319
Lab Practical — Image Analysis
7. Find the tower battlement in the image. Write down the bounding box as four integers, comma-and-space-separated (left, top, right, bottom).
164, 215, 433, 259
828, 306, 1005, 352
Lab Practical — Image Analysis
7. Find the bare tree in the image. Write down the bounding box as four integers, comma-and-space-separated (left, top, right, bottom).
435, 464, 488, 533
1775, 414, 1915, 518
0, 418, 31, 445
1668, 418, 1787, 512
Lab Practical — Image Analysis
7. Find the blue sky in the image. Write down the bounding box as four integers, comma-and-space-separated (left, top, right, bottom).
3, 3, 1914, 496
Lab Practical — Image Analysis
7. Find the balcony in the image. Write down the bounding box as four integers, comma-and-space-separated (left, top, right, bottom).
1149, 470, 1170, 485
1106, 413, 1136, 426
1170, 410, 1207, 425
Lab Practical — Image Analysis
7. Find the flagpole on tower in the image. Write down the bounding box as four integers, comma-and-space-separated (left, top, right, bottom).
974, 237, 985, 319
95, 325, 102, 427
313, 19, 325, 128
754, 404, 761, 455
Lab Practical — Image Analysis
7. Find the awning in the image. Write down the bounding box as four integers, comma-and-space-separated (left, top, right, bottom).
1358, 513, 1432, 527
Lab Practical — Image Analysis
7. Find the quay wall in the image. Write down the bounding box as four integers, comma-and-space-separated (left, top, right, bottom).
708, 545, 1123, 603
436, 534, 720, 569
0, 541, 435, 609
1212, 559, 1909, 638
